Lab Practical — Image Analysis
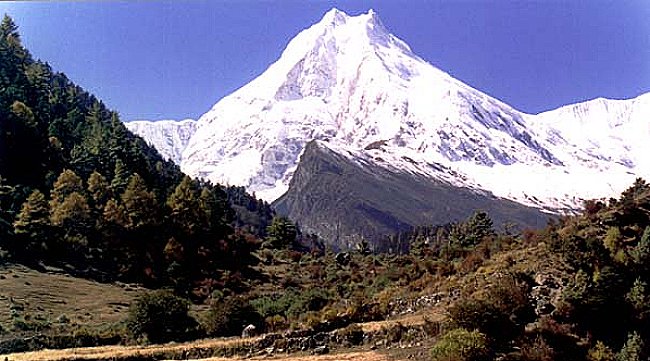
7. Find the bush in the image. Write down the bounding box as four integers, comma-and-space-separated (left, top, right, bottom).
587, 341, 615, 361
287, 287, 331, 319
449, 298, 514, 341
617, 332, 645, 361
518, 336, 556, 361
265, 314, 287, 332
448, 274, 533, 345
126, 290, 197, 344
203, 296, 263, 337
430, 328, 491, 361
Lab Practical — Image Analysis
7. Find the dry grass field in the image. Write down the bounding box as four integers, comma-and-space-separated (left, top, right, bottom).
0, 264, 145, 333
2, 341, 421, 361
2, 336, 260, 361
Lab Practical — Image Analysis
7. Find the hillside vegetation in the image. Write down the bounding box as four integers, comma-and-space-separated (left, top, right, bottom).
3, 178, 650, 361
0, 15, 274, 298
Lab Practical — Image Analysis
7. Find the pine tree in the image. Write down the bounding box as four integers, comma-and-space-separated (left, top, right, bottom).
449, 210, 495, 249
50, 169, 84, 202
410, 235, 428, 257
121, 174, 156, 231
13, 189, 50, 258
50, 192, 91, 241
0, 15, 18, 39
0, 15, 27, 62
265, 216, 297, 249
108, 113, 129, 161
87, 171, 110, 211
102, 198, 126, 227
199, 186, 231, 236
111, 159, 130, 195
167, 176, 201, 236
631, 227, 650, 268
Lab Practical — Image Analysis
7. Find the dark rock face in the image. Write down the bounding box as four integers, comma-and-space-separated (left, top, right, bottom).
274, 141, 551, 250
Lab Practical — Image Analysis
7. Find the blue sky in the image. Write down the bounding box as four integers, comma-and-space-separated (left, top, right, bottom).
1, 1, 649, 121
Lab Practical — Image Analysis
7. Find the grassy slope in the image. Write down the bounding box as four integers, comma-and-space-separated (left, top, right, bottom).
0, 264, 145, 336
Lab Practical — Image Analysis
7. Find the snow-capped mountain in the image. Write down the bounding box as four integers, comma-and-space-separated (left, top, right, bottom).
125, 119, 197, 164
135, 8, 649, 216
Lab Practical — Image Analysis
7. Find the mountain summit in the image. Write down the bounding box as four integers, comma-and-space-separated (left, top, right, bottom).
128, 8, 649, 240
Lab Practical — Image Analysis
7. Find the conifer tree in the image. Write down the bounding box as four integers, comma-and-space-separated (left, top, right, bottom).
199, 186, 231, 236
13, 189, 50, 258
102, 198, 126, 227
50, 192, 91, 240
121, 173, 156, 231
266, 216, 297, 249
50, 169, 84, 202
0, 15, 27, 62
111, 159, 129, 195
167, 176, 201, 236
87, 171, 110, 211
631, 227, 650, 271
449, 210, 495, 249
0, 14, 18, 39
50, 169, 84, 216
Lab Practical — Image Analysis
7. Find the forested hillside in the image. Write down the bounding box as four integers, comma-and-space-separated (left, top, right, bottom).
0, 15, 273, 296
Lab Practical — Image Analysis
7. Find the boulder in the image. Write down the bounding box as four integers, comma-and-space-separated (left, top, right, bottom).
242, 324, 257, 338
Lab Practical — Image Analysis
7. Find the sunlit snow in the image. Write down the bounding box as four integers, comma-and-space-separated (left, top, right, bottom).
127, 9, 650, 214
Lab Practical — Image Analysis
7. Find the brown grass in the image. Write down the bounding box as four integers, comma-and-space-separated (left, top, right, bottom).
2, 336, 260, 361
0, 264, 144, 331
361, 309, 445, 333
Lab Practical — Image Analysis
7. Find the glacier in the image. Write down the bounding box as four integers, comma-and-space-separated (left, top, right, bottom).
125, 119, 197, 164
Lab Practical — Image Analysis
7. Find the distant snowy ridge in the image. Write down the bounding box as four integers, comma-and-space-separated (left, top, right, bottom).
132, 8, 650, 214
125, 119, 197, 164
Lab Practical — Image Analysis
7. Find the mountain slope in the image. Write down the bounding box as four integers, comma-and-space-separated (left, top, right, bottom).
274, 141, 550, 248
125, 119, 197, 164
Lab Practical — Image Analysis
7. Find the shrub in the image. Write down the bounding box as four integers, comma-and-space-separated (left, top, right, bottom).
430, 328, 491, 361
203, 296, 263, 337
459, 251, 485, 273
448, 298, 514, 341
617, 332, 645, 361
519, 336, 555, 361
251, 295, 288, 319
587, 341, 615, 361
126, 290, 197, 344
286, 287, 331, 319
265, 314, 287, 332
449, 274, 533, 345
